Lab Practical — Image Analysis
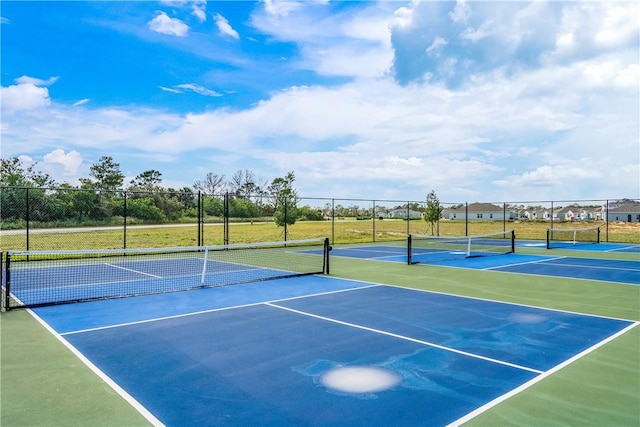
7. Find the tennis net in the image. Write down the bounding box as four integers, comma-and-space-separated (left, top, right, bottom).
546, 225, 600, 249
2, 238, 330, 310
408, 230, 515, 264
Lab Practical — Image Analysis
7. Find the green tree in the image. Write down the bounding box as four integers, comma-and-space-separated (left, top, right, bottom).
424, 190, 442, 235
269, 172, 299, 228
0, 157, 56, 187
298, 206, 324, 221
193, 172, 226, 196
129, 170, 163, 192
80, 156, 124, 190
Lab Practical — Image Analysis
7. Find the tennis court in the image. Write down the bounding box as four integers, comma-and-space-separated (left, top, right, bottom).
28, 276, 635, 426
327, 239, 640, 286
2, 236, 639, 426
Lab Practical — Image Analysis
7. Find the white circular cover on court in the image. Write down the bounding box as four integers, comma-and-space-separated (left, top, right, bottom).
320, 366, 402, 393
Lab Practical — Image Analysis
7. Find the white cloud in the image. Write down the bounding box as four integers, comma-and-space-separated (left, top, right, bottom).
0, 17, 9, 25
214, 13, 239, 39
159, 86, 182, 94
391, 5, 414, 29
191, 1, 207, 22
176, 83, 222, 97
547, 2, 639, 62
459, 20, 494, 42
449, 0, 471, 24
251, 1, 395, 79
1, 83, 51, 114
42, 149, 84, 176
148, 11, 189, 37
594, 3, 639, 48
263, 0, 302, 18
426, 36, 447, 55
15, 75, 59, 86
73, 99, 90, 106
2, 1, 637, 201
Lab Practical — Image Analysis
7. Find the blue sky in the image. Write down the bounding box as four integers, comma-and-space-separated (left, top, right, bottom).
1, 0, 638, 203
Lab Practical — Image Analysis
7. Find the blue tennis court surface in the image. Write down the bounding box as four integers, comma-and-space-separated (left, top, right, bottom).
329, 244, 640, 285
490, 257, 640, 285
519, 240, 640, 253
33, 276, 635, 426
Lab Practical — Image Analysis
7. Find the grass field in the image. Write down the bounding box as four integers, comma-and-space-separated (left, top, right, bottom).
1, 240, 638, 426
1, 218, 638, 252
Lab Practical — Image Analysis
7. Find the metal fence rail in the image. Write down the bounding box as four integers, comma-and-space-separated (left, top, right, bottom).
1, 186, 638, 251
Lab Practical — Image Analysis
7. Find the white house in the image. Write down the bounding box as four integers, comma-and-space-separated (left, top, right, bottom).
523, 209, 551, 220
605, 203, 640, 222
554, 206, 603, 221
388, 209, 422, 219
443, 203, 516, 221
554, 207, 577, 221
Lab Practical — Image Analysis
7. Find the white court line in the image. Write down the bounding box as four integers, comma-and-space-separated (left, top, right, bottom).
541, 260, 640, 273
26, 308, 165, 427
106, 263, 163, 278
447, 321, 639, 427
266, 302, 543, 374
483, 256, 565, 270
335, 247, 403, 254
60, 283, 379, 336
606, 245, 640, 253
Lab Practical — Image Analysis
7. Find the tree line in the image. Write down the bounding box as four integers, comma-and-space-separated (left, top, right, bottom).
0, 156, 310, 227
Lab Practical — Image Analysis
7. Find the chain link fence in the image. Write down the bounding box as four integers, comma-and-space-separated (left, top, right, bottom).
1, 186, 638, 251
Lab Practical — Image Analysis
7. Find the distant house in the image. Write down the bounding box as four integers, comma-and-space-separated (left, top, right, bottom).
554, 206, 605, 221
554, 207, 577, 221
605, 203, 640, 222
523, 209, 551, 220
388, 209, 422, 219
442, 203, 516, 221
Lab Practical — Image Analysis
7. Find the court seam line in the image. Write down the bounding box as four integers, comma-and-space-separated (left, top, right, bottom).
483, 267, 640, 287
105, 263, 163, 278
447, 321, 640, 427
25, 308, 165, 427
482, 256, 565, 270
337, 279, 638, 323
415, 258, 639, 286
606, 245, 640, 252
483, 256, 640, 272
265, 302, 544, 374
350, 248, 404, 254
58, 283, 379, 336
538, 261, 640, 272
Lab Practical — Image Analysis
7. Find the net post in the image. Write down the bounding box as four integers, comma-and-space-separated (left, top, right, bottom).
511, 229, 515, 253
546, 228, 551, 249
407, 234, 412, 265
323, 237, 330, 274
596, 226, 601, 244
4, 253, 11, 311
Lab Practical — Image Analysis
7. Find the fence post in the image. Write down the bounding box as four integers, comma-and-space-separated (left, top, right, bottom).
465, 202, 468, 236
331, 199, 335, 244
223, 192, 229, 245
197, 191, 202, 247
25, 188, 30, 251
284, 197, 288, 241
372, 200, 376, 242
605, 199, 609, 242
123, 191, 127, 249
503, 203, 506, 232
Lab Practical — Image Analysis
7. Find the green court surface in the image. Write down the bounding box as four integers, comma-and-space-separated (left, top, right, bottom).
1, 246, 639, 426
